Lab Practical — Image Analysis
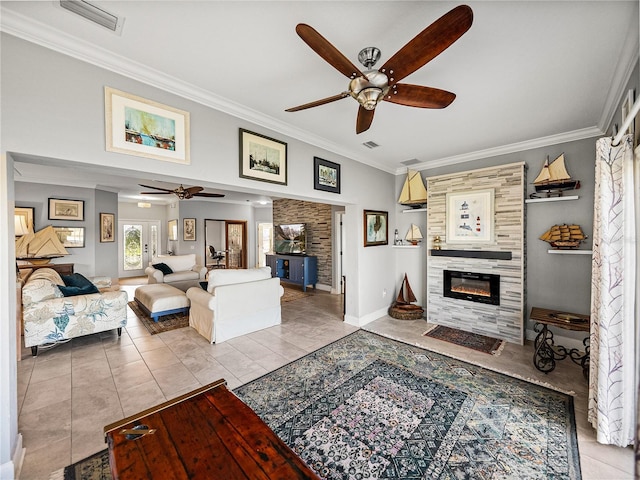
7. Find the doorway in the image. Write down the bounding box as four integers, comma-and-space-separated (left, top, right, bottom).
118, 220, 160, 278
204, 219, 247, 269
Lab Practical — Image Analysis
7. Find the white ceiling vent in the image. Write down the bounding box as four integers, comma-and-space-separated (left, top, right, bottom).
59, 1, 124, 34
362, 141, 380, 149
401, 158, 420, 166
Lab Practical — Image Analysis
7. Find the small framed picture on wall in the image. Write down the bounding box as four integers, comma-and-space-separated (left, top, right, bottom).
183, 218, 196, 241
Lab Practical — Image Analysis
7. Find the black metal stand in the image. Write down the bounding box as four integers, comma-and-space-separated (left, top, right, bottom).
533, 322, 589, 378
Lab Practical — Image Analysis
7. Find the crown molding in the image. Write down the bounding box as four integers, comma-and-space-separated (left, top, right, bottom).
394, 126, 604, 174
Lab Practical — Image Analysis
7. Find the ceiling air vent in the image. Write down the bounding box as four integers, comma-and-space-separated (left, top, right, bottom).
401, 158, 420, 166
59, 1, 124, 33
362, 141, 380, 149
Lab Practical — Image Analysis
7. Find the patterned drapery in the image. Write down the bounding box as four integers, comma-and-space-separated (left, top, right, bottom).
588, 135, 638, 447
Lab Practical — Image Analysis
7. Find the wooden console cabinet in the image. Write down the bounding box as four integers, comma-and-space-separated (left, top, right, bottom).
266, 254, 317, 291
104, 379, 320, 479
18, 262, 74, 276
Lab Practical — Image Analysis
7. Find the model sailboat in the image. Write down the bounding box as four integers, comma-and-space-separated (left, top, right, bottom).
398, 169, 427, 208
405, 224, 423, 245
16, 225, 69, 264
388, 274, 424, 320
539, 224, 586, 249
531, 154, 580, 197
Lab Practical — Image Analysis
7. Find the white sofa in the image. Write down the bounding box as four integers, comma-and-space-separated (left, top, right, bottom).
186, 267, 283, 343
22, 268, 128, 356
145, 254, 207, 291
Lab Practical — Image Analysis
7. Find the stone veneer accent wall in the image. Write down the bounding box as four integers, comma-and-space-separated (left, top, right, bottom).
426, 162, 525, 344
272, 199, 332, 287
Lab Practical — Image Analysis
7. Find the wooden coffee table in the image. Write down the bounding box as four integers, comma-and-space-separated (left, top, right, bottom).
104, 379, 320, 479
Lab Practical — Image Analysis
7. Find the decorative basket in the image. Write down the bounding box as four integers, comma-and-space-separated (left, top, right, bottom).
388, 305, 424, 320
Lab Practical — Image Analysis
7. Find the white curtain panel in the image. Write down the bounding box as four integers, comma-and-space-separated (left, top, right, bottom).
588, 135, 638, 447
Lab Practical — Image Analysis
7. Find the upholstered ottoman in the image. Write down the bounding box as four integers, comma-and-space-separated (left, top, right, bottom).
134, 284, 189, 322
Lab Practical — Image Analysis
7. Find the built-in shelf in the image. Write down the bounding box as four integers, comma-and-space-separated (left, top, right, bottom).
402, 207, 427, 213
430, 249, 512, 260
393, 245, 421, 249
547, 249, 592, 255
525, 195, 579, 204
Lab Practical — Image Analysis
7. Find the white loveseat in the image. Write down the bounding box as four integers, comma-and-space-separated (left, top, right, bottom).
145, 254, 207, 291
186, 267, 283, 343
22, 268, 128, 356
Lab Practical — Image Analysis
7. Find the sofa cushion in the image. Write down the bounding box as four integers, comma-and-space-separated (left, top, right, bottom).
207, 267, 271, 292
152, 254, 196, 273
152, 262, 174, 275
61, 273, 94, 288
58, 283, 100, 297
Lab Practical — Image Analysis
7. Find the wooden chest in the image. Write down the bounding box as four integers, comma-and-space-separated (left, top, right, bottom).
104, 379, 320, 479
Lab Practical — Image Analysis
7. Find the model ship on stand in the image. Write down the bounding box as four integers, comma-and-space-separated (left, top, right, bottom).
398, 169, 427, 208
530, 153, 580, 198
405, 224, 423, 245
15, 225, 69, 264
539, 224, 586, 249
388, 274, 424, 320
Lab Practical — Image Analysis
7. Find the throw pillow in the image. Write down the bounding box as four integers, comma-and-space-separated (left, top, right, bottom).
61, 273, 94, 288
58, 283, 100, 297
152, 262, 173, 275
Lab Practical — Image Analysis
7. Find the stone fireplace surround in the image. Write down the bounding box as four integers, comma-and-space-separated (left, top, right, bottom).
426, 162, 525, 344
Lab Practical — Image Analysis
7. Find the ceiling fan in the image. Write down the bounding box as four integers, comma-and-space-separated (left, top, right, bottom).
285, 5, 473, 134
139, 184, 225, 200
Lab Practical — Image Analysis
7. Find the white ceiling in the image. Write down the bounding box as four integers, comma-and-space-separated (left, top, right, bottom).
2, 1, 639, 203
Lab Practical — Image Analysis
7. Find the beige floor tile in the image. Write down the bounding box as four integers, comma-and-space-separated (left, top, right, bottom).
111, 359, 155, 392
117, 380, 167, 417
21, 373, 72, 413
20, 398, 72, 453
150, 362, 200, 398
140, 345, 182, 370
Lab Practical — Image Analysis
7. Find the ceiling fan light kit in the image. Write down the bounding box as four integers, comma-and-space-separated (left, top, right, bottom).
286, 5, 473, 133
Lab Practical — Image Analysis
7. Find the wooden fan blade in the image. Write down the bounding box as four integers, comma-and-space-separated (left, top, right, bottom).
356, 106, 375, 134
194, 192, 225, 198
296, 24, 365, 79
140, 191, 172, 195
185, 186, 203, 194
139, 184, 174, 193
384, 84, 456, 108
286, 92, 350, 112
380, 5, 473, 85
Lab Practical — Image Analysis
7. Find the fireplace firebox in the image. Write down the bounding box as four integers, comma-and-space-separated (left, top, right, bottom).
443, 270, 500, 305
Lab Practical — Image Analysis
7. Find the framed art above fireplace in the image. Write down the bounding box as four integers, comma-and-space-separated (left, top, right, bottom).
446, 189, 494, 243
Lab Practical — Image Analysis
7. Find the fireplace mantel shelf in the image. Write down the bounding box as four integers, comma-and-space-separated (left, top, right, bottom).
430, 249, 512, 260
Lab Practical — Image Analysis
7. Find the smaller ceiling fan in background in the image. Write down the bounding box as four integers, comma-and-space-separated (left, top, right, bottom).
285, 4, 473, 133
139, 184, 225, 200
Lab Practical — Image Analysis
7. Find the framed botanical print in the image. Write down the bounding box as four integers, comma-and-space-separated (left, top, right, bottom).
183, 218, 196, 241
168, 219, 178, 241
100, 213, 115, 242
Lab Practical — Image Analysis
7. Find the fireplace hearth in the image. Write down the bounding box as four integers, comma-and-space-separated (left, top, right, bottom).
443, 270, 500, 305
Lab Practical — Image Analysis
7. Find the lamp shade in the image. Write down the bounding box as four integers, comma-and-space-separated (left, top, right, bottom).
14, 215, 28, 236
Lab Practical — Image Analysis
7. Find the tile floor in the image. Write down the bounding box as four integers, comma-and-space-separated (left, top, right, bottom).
16, 283, 633, 479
